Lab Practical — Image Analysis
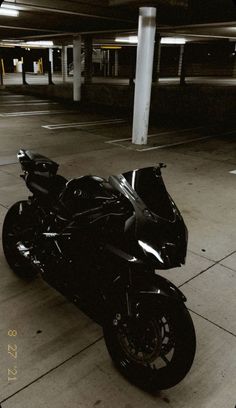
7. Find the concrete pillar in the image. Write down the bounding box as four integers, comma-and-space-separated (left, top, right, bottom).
22, 59, 27, 85
180, 44, 187, 86
61, 45, 67, 83
107, 49, 110, 76
49, 48, 54, 74
152, 32, 161, 82
84, 36, 93, 84
132, 7, 156, 145
114, 49, 119, 77
0, 58, 3, 86
73, 35, 82, 102
178, 44, 185, 76
233, 43, 236, 77
102, 50, 106, 77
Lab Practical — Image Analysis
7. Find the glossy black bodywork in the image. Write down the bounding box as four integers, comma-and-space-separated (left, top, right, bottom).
15, 149, 188, 324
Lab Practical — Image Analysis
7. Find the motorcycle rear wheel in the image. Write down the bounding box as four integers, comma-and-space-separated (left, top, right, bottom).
103, 300, 196, 391
2, 200, 39, 280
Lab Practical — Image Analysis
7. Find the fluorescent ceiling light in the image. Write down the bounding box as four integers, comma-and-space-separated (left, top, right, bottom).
0, 7, 19, 17
25, 41, 54, 47
161, 37, 186, 44
115, 36, 138, 44
115, 36, 186, 45
2, 2, 19, 9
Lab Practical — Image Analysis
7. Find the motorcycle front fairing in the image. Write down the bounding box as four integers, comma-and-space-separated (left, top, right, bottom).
109, 166, 188, 270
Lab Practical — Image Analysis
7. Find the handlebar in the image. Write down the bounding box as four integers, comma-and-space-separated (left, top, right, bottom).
72, 198, 127, 220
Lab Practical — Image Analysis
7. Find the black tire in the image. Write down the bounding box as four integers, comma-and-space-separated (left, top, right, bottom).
2, 200, 39, 280
103, 299, 196, 391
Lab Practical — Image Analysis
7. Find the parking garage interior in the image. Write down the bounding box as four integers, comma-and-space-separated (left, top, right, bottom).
0, 1, 235, 407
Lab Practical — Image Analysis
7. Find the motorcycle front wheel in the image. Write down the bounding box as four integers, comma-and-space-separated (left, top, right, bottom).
2, 200, 39, 280
103, 300, 196, 391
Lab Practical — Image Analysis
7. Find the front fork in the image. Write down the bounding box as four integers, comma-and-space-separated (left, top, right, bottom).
112, 268, 139, 327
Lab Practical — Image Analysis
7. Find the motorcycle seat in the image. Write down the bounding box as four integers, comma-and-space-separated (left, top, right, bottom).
26, 173, 67, 199
17, 149, 59, 175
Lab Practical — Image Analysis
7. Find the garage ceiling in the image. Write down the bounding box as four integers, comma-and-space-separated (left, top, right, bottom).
0, 0, 235, 43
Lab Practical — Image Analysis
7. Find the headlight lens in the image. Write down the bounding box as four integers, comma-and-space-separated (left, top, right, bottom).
138, 240, 164, 264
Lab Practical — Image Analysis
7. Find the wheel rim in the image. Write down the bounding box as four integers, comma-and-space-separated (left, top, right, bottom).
4, 205, 37, 266
116, 312, 176, 370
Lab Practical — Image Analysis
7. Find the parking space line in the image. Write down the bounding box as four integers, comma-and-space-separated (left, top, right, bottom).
0, 95, 50, 103
0, 110, 76, 117
0, 102, 59, 107
107, 129, 236, 151
105, 126, 203, 144
136, 129, 236, 152
136, 135, 216, 151
42, 118, 126, 130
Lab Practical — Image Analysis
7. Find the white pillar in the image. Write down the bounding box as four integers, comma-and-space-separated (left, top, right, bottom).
114, 49, 119, 77
73, 35, 82, 102
178, 44, 185, 76
61, 45, 67, 83
132, 7, 156, 145
49, 48, 54, 74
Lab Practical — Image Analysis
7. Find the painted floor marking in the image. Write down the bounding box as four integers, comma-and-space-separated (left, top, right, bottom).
229, 170, 236, 175
136, 129, 236, 152
105, 126, 203, 144
106, 129, 236, 151
0, 99, 52, 103
0, 102, 59, 107
0, 94, 26, 98
0, 110, 76, 117
42, 118, 126, 130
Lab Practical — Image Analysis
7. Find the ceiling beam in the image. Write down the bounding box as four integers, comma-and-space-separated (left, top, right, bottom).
109, 0, 189, 6
0, 24, 60, 32
160, 21, 236, 30
3, 0, 135, 22
17, 28, 132, 40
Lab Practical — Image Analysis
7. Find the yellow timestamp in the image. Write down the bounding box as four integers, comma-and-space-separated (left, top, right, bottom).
7, 329, 18, 382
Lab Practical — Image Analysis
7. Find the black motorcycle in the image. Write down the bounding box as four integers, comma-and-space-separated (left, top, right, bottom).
2, 149, 196, 391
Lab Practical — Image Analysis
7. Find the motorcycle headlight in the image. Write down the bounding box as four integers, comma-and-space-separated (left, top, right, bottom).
138, 240, 164, 264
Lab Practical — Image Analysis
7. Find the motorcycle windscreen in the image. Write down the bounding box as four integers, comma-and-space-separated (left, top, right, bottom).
108, 172, 187, 268
122, 167, 176, 221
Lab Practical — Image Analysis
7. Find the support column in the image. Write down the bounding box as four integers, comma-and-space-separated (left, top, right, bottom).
178, 44, 185, 76
0, 58, 3, 86
107, 49, 110, 76
152, 32, 161, 83
49, 48, 54, 74
61, 45, 67, 83
84, 36, 93, 84
233, 43, 236, 77
132, 7, 156, 145
48, 60, 54, 85
180, 44, 187, 86
73, 35, 82, 102
22, 59, 27, 85
157, 40, 162, 80
114, 49, 119, 77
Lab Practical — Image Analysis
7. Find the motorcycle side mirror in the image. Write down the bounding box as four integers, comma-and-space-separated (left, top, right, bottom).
153, 163, 166, 177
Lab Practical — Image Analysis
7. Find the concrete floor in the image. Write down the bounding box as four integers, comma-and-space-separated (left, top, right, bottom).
0, 90, 235, 407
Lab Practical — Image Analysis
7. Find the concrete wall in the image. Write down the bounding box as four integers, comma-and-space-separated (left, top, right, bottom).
83, 83, 236, 122
5, 83, 236, 122
6, 84, 73, 100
